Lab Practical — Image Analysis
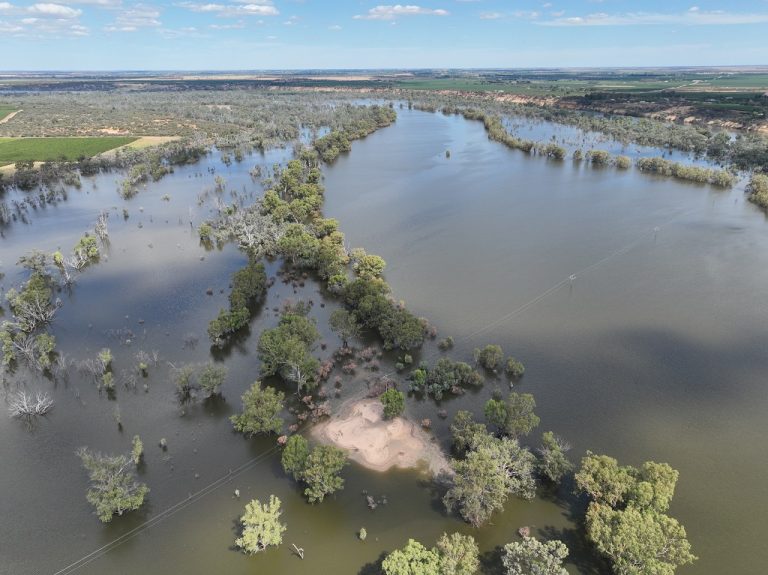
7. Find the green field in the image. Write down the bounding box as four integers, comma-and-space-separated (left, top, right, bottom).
0, 136, 137, 166
0, 106, 17, 121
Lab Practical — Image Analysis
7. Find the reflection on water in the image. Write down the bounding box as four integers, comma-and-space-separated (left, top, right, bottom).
2, 109, 767, 575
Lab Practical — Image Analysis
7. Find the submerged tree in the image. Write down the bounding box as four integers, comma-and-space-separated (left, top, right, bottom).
537, 431, 573, 484
329, 308, 361, 348
502, 536, 569, 575
575, 452, 696, 574
474, 344, 503, 371
281, 435, 348, 503
77, 447, 149, 523
235, 495, 287, 554
382, 539, 440, 575
231, 381, 285, 436
436, 532, 480, 575
444, 434, 536, 527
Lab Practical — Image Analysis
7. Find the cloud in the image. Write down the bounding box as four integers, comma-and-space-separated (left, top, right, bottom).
353, 4, 449, 20
328, 24, 341, 30
176, 1, 278, 16
209, 20, 243, 28
28, 3, 81, 17
105, 4, 160, 31
480, 11, 503, 20
0, 19, 23, 32
542, 10, 768, 26
56, 0, 122, 7
0, 2, 14, 11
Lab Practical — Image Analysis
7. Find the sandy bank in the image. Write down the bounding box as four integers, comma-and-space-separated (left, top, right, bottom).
312, 398, 451, 475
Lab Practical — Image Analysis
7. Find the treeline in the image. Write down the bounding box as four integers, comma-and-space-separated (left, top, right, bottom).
436, 106, 737, 188
406, 91, 768, 171
207, 256, 268, 346
209, 108, 426, 352
313, 104, 396, 162
636, 157, 737, 187
747, 173, 768, 209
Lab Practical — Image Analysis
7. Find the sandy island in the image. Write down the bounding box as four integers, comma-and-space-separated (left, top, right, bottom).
312, 398, 451, 475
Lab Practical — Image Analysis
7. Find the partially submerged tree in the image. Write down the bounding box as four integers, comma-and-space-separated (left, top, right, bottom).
281, 435, 348, 503
77, 447, 149, 523
257, 304, 320, 393
380, 388, 405, 419
382, 539, 440, 575
474, 344, 503, 371
502, 536, 569, 575
444, 433, 536, 527
328, 308, 361, 348
575, 452, 696, 574
199, 363, 227, 398
235, 495, 287, 554
537, 431, 573, 484
231, 381, 285, 436
436, 532, 480, 575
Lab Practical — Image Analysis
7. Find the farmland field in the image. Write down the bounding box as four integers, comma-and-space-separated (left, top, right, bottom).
0, 136, 136, 165
0, 106, 17, 121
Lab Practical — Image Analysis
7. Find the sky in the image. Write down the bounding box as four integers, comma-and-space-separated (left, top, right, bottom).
1, 1, 768, 70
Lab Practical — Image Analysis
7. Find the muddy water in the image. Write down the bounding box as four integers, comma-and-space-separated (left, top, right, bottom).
324, 108, 768, 575
1, 108, 766, 575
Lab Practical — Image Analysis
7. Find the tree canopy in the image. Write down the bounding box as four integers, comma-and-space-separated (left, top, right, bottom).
235, 495, 287, 554
575, 452, 696, 574
230, 381, 284, 436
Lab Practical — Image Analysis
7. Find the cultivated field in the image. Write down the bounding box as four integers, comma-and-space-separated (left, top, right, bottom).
0, 136, 137, 165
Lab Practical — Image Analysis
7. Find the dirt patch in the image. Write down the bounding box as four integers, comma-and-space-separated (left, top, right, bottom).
312, 398, 450, 475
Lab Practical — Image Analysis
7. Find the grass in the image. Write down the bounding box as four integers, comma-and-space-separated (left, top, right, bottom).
0, 106, 18, 121
0, 136, 137, 166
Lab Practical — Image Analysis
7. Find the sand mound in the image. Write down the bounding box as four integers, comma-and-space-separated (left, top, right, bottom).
312, 398, 450, 475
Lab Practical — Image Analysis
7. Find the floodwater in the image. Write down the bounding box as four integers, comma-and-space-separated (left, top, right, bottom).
1, 108, 766, 575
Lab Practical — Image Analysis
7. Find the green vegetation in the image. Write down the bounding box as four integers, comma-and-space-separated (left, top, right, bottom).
505, 357, 525, 379
281, 435, 348, 503
502, 536, 569, 575
314, 104, 396, 162
343, 278, 425, 350
747, 173, 768, 209
575, 452, 696, 574
130, 436, 144, 465
380, 388, 405, 419
382, 539, 440, 575
484, 392, 540, 438
230, 381, 285, 436
0, 106, 17, 121
328, 308, 362, 348
198, 363, 227, 397
474, 344, 504, 371
76, 447, 149, 523
445, 414, 536, 526
537, 431, 573, 484
235, 495, 286, 554
382, 532, 480, 575
636, 157, 736, 187
409, 358, 483, 400
1, 264, 59, 371
257, 303, 320, 393
208, 257, 267, 345
0, 137, 135, 166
